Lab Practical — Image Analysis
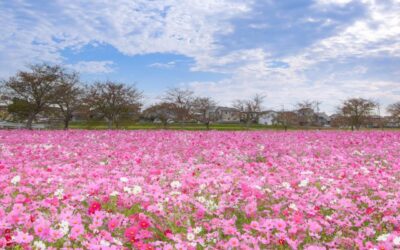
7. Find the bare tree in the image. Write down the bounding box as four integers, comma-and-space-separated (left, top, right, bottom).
54, 71, 84, 129
388, 102, 400, 124
330, 114, 347, 128
338, 98, 376, 130
276, 111, 299, 131
86, 81, 143, 129
162, 88, 194, 125
296, 100, 317, 127
192, 97, 217, 130
142, 102, 176, 128
1, 64, 62, 129
233, 94, 265, 128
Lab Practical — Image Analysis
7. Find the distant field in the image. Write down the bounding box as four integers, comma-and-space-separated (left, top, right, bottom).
1, 120, 397, 131
66, 121, 397, 131
69, 121, 302, 131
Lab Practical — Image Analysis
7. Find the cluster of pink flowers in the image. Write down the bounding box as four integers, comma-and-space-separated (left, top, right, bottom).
0, 130, 399, 249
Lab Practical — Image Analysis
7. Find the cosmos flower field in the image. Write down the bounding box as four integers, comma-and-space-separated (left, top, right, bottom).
1, 131, 400, 249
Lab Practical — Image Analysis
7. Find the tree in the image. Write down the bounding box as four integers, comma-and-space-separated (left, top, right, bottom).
7, 98, 35, 122
142, 102, 176, 128
1, 64, 63, 129
192, 97, 217, 129
330, 114, 347, 128
162, 88, 194, 125
338, 98, 376, 130
54, 71, 84, 129
276, 111, 299, 131
388, 102, 400, 123
233, 94, 265, 128
296, 100, 317, 127
86, 81, 143, 129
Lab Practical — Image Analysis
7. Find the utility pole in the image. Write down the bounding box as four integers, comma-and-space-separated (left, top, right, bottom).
377, 103, 383, 130
314, 101, 321, 127
282, 104, 287, 132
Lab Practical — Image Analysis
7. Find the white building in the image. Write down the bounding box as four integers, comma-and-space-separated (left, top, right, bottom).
258, 111, 278, 125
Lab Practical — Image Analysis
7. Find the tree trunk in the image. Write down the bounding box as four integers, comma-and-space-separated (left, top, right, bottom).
246, 120, 251, 129
205, 121, 210, 130
64, 119, 70, 130
107, 119, 113, 129
26, 113, 35, 130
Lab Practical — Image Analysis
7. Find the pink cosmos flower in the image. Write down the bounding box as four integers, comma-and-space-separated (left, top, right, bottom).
308, 221, 323, 233
124, 226, 139, 242
139, 218, 150, 229
107, 218, 119, 231
228, 237, 240, 248
70, 225, 84, 240
13, 231, 33, 244
34, 217, 51, 239
88, 201, 101, 215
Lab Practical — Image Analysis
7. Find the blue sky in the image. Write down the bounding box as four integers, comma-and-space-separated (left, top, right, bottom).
0, 0, 399, 113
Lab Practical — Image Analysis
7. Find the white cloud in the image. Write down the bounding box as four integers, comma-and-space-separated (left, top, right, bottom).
181, 0, 400, 113
315, 0, 354, 6
0, 0, 399, 112
0, 0, 252, 78
248, 23, 269, 29
148, 61, 176, 69
283, 0, 400, 69
66, 61, 114, 74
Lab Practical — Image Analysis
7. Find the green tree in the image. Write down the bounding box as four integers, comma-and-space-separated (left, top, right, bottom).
2, 64, 62, 129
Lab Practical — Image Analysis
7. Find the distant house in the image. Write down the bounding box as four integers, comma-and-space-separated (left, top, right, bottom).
315, 112, 331, 127
385, 116, 400, 128
365, 115, 384, 128
212, 107, 241, 123
0, 96, 12, 121
258, 111, 278, 125
297, 107, 315, 126
276, 111, 299, 127
0, 121, 48, 129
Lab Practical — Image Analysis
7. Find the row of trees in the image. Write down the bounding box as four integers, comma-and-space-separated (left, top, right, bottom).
1, 63, 400, 130
0, 64, 223, 129
2, 64, 143, 129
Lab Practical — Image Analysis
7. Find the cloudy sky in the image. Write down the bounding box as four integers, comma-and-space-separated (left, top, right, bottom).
1, 0, 399, 113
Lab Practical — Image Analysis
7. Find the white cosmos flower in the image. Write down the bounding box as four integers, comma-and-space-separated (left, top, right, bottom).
33, 240, 46, 250
282, 182, 290, 189
169, 191, 181, 196
187, 233, 195, 241
132, 185, 142, 195
11, 175, 21, 185
377, 233, 389, 241
289, 203, 298, 211
197, 196, 206, 203
124, 187, 132, 193
119, 177, 128, 183
113, 238, 123, 245
171, 180, 182, 189
100, 240, 110, 247
194, 227, 202, 234
298, 179, 309, 187
393, 236, 400, 246
157, 203, 164, 211
59, 220, 70, 236
54, 188, 64, 199
110, 191, 119, 196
